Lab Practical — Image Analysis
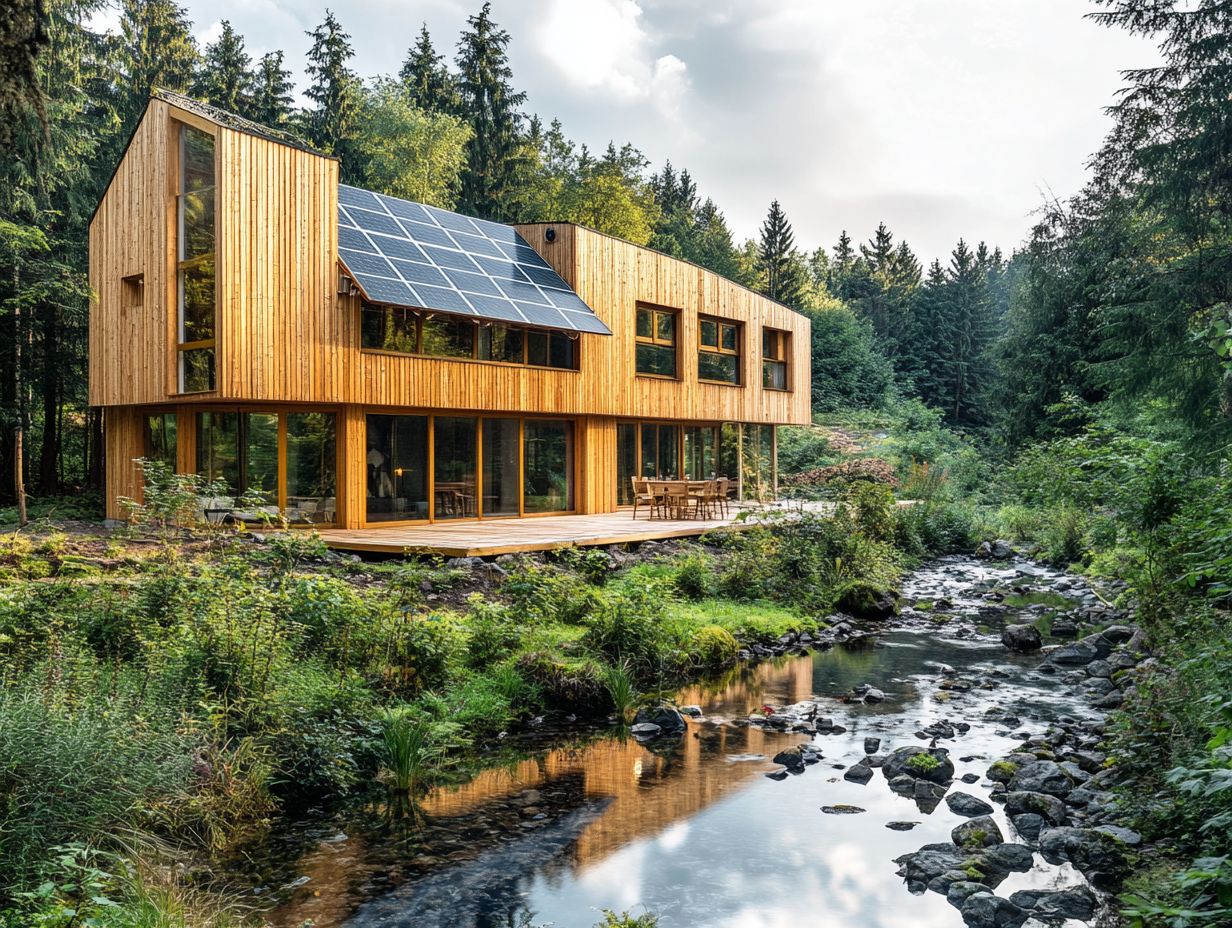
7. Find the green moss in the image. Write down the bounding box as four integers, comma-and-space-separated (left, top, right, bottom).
907, 752, 941, 773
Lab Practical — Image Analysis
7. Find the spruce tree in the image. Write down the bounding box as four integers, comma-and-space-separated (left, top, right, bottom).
115, 0, 199, 131
400, 23, 457, 113
756, 200, 807, 307
303, 10, 363, 180
193, 20, 252, 114
250, 51, 294, 128
455, 2, 528, 220
937, 239, 997, 424
0, 0, 50, 146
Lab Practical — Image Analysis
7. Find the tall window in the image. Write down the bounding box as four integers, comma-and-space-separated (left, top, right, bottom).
635, 305, 678, 378
698, 316, 740, 384
762, 328, 790, 390
177, 125, 216, 392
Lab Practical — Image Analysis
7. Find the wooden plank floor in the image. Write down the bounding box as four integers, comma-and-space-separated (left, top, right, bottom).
317, 509, 756, 556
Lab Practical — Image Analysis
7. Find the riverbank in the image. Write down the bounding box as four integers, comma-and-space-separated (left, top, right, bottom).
0, 491, 957, 927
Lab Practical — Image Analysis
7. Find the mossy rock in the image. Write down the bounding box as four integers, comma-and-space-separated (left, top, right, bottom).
835, 580, 900, 620
515, 651, 609, 715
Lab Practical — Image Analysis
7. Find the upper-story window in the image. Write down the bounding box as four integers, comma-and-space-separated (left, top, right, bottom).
635, 305, 678, 378
698, 315, 740, 385
762, 327, 790, 391
360, 302, 578, 370
176, 125, 216, 393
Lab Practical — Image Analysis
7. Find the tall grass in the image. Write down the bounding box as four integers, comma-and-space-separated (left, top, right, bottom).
377, 708, 442, 794
601, 661, 640, 724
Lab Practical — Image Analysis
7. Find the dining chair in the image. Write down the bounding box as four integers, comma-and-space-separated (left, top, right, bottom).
631, 477, 655, 519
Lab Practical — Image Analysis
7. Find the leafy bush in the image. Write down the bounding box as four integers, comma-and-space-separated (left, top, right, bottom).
514, 652, 610, 715
690, 625, 739, 669
843, 482, 897, 542
673, 553, 711, 601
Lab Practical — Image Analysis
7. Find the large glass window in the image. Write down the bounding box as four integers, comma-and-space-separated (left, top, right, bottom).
742, 424, 776, 501
197, 412, 240, 492
635, 305, 678, 378
434, 417, 478, 519
698, 316, 741, 384
482, 418, 521, 517
243, 414, 279, 504
145, 413, 177, 468
177, 125, 216, 393
366, 414, 429, 522
524, 420, 573, 513
684, 426, 719, 479
286, 413, 337, 524
617, 422, 638, 506
360, 303, 578, 370
762, 327, 790, 391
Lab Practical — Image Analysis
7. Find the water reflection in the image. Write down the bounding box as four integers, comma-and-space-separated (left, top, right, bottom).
264, 567, 1097, 928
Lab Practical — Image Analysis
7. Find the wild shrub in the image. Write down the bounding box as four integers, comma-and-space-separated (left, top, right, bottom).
673, 553, 711, 601
600, 660, 640, 723
843, 482, 896, 542
375, 706, 451, 794
374, 610, 466, 695
581, 580, 674, 675
514, 651, 610, 715
690, 625, 739, 669
554, 546, 616, 585
465, 596, 522, 668
502, 560, 599, 625
1041, 504, 1088, 565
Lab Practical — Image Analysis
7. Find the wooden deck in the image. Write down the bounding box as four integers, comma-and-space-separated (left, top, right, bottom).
316, 510, 756, 556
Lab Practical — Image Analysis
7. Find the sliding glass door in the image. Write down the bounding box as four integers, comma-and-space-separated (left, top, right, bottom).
364, 413, 575, 524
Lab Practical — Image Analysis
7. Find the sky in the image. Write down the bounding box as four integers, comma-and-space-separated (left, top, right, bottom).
101, 0, 1160, 263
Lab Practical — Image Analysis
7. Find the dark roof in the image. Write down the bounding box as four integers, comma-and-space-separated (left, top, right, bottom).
149, 88, 331, 159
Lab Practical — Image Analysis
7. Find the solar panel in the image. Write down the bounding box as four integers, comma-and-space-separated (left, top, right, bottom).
337, 185, 611, 336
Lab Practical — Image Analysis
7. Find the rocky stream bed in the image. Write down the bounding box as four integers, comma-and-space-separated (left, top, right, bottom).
242, 551, 1149, 928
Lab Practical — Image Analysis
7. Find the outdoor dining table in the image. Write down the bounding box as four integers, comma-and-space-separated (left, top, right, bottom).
643, 478, 724, 520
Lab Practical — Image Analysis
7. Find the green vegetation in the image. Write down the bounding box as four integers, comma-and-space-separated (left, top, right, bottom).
906, 753, 941, 774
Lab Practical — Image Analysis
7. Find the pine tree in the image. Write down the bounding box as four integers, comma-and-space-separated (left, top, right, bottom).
0, 0, 50, 146
250, 51, 294, 128
455, 2, 528, 220
400, 23, 457, 113
756, 200, 807, 307
114, 0, 199, 131
936, 239, 997, 424
909, 260, 950, 408
193, 20, 251, 114
303, 10, 363, 180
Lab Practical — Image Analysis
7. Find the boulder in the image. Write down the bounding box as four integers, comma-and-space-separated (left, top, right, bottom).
1004, 790, 1069, 826
1038, 826, 1129, 879
844, 761, 874, 784
883, 745, 956, 783
946, 791, 995, 818
836, 581, 900, 619
629, 722, 661, 738
959, 892, 1027, 928
1010, 885, 1096, 920
980, 842, 1036, 874
894, 843, 967, 893
952, 816, 1004, 849
864, 736, 882, 754
633, 706, 686, 734
772, 745, 807, 771
1007, 760, 1072, 797
1001, 624, 1042, 653
1010, 813, 1045, 842
946, 881, 992, 908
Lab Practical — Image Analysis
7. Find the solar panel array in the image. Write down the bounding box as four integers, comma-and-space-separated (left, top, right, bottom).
337, 185, 611, 336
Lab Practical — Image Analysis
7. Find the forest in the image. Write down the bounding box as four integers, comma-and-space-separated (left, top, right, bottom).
2, 1, 1232, 927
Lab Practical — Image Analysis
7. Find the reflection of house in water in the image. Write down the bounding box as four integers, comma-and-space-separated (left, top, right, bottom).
421, 655, 817, 868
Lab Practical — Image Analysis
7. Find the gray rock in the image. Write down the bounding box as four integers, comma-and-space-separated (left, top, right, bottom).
946, 791, 995, 817
961, 773, 980, 784
1049, 640, 1101, 665
1004, 791, 1069, 825
634, 706, 686, 734
1009, 885, 1096, 920
1007, 760, 1073, 797
864, 736, 881, 754
844, 761, 874, 784
863, 686, 887, 703
894, 843, 967, 892
629, 722, 661, 738
1084, 659, 1113, 678
1010, 813, 1045, 842
981, 842, 1036, 874
1101, 625, 1136, 644
960, 892, 1027, 928
772, 745, 807, 771
1094, 824, 1143, 846
953, 816, 1004, 849
946, 881, 992, 908
1038, 826, 1128, 878
883, 745, 956, 783
886, 821, 920, 831
1002, 624, 1042, 652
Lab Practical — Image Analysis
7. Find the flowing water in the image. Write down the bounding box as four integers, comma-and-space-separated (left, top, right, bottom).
242, 556, 1109, 928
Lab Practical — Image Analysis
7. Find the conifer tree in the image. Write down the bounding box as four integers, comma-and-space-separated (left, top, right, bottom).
400, 23, 458, 113
115, 0, 199, 131
756, 199, 807, 308
0, 0, 50, 146
250, 51, 294, 128
193, 20, 252, 114
936, 239, 997, 424
455, 2, 528, 220
303, 10, 363, 180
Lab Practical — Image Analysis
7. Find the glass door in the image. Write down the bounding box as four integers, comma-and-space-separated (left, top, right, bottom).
482, 418, 521, 517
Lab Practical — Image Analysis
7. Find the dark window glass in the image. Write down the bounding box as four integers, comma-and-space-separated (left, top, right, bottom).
196, 412, 240, 494
362, 305, 418, 353
145, 414, 177, 467
478, 324, 525, 363
244, 414, 279, 505
366, 414, 430, 522
698, 351, 739, 384
286, 413, 336, 524
180, 348, 215, 393
720, 323, 738, 351
617, 422, 637, 505
179, 186, 215, 261
636, 307, 653, 338
656, 312, 675, 342
421, 315, 474, 358
700, 318, 718, 348
763, 360, 788, 390
548, 331, 576, 369
434, 417, 478, 519
636, 343, 676, 378
527, 329, 549, 367
523, 419, 572, 512
482, 418, 520, 516
180, 258, 216, 342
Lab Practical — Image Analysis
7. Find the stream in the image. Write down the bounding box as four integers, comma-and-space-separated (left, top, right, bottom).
238, 555, 1129, 928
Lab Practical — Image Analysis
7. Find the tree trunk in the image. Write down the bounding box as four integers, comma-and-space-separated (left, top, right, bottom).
38, 301, 59, 493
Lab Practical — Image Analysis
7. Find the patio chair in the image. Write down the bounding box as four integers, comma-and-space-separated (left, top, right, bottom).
630, 477, 656, 519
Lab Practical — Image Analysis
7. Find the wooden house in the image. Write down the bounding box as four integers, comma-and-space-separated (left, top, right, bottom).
88, 91, 811, 532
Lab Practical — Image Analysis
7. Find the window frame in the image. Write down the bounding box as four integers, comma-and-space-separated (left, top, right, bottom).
761, 326, 791, 392
174, 123, 217, 395
359, 303, 580, 372
697, 314, 742, 386
635, 304, 680, 380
